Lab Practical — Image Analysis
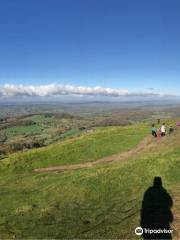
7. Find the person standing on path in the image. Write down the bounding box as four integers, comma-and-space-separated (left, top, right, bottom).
161, 123, 166, 136
151, 124, 157, 137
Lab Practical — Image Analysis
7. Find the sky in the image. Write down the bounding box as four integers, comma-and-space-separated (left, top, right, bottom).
0, 0, 180, 100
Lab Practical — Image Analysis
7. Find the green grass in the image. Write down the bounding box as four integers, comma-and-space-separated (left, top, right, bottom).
26, 114, 49, 122
3, 123, 148, 172
0, 122, 179, 239
2, 125, 42, 139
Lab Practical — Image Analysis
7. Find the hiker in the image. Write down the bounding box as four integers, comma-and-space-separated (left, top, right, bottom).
161, 123, 166, 136
151, 124, 157, 137
157, 128, 161, 138
177, 121, 180, 127
168, 126, 174, 135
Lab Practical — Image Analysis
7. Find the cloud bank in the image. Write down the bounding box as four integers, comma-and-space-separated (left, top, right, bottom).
0, 84, 176, 98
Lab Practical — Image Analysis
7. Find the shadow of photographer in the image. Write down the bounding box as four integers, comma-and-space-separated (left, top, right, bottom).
140, 177, 173, 239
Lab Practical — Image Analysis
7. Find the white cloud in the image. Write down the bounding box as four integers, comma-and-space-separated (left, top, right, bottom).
0, 83, 176, 98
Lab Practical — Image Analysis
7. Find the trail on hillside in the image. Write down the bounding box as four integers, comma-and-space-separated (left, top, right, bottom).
34, 136, 152, 173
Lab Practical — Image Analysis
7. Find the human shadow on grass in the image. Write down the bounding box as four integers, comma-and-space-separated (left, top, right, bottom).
140, 177, 173, 240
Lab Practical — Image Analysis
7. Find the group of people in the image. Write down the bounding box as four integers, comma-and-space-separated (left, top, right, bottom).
151, 123, 175, 138
151, 123, 166, 138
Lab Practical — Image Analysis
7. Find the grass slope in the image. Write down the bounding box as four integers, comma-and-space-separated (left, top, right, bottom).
2, 124, 148, 172
0, 122, 179, 239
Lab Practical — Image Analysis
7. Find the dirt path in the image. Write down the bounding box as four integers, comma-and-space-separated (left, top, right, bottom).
34, 136, 152, 173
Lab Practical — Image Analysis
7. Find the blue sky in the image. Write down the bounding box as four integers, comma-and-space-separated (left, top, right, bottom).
0, 0, 180, 98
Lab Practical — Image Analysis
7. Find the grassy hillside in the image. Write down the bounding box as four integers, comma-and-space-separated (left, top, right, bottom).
2, 124, 148, 172
0, 111, 140, 157
1, 106, 179, 157
0, 122, 179, 239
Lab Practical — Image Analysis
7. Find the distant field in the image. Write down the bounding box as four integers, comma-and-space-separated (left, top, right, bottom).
0, 113, 91, 156
0, 121, 180, 239
2, 124, 42, 138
